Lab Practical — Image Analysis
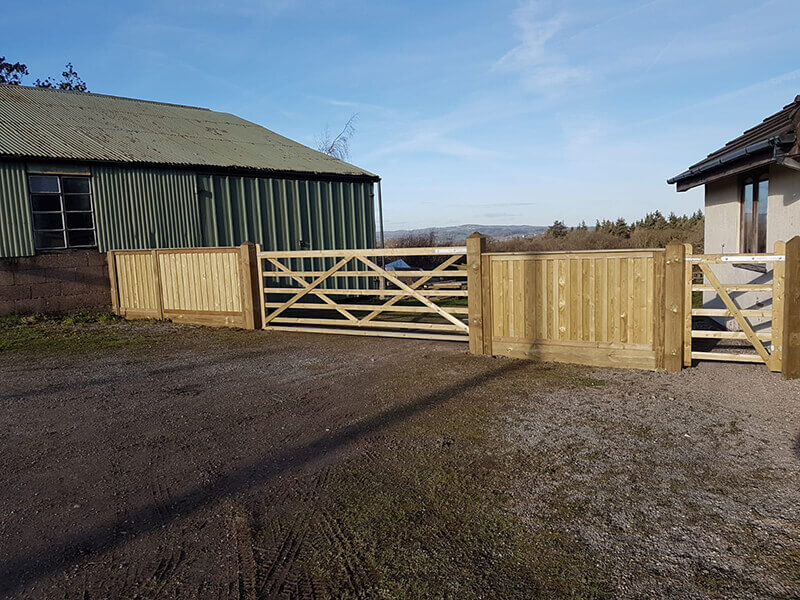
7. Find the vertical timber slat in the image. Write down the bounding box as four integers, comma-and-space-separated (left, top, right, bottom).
653, 250, 666, 370
152, 250, 164, 320
683, 243, 693, 366
481, 254, 493, 355
664, 242, 685, 372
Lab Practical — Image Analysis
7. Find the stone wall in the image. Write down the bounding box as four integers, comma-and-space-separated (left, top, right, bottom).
0, 251, 111, 315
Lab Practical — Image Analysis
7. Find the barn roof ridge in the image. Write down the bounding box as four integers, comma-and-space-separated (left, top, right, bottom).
0, 85, 378, 180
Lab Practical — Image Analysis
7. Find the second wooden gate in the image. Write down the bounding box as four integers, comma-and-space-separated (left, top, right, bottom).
682, 242, 786, 371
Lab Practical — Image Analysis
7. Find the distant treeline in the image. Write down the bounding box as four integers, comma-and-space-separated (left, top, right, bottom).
489, 210, 704, 253
386, 210, 705, 254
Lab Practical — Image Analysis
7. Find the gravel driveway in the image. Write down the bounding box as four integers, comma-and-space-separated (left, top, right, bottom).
0, 318, 798, 599
504, 361, 800, 599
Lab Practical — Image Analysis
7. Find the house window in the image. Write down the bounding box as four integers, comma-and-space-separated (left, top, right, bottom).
28, 175, 96, 250
740, 173, 768, 253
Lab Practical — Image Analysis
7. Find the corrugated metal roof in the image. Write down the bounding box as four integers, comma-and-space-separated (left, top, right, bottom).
0, 85, 378, 180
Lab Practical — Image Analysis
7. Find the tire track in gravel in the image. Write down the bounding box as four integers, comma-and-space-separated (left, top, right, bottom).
318, 511, 370, 596
230, 465, 373, 599
256, 512, 314, 598
233, 507, 257, 600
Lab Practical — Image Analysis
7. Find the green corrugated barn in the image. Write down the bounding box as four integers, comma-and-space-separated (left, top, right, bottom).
0, 85, 379, 315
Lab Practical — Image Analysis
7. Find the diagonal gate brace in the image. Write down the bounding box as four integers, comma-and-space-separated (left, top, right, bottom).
698, 262, 771, 364
355, 255, 468, 331
264, 256, 353, 325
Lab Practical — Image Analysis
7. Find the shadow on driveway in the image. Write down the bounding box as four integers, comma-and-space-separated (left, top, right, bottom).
0, 359, 525, 597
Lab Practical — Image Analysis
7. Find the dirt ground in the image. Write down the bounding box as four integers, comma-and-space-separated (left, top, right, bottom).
0, 318, 798, 599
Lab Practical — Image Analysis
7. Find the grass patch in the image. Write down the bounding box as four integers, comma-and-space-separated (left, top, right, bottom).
295, 363, 613, 598
0, 312, 155, 354
692, 291, 703, 309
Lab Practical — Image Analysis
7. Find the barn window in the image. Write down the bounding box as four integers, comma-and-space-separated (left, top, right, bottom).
28, 175, 96, 250
740, 173, 768, 253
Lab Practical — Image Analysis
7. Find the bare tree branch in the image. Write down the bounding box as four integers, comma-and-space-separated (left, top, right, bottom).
316, 113, 358, 160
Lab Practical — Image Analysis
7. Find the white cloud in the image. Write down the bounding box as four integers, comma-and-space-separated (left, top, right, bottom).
373, 130, 505, 160
494, 1, 588, 93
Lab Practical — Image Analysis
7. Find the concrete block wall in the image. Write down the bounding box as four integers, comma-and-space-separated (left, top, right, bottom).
0, 251, 111, 315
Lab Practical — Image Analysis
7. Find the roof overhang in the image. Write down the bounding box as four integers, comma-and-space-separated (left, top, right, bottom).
667, 132, 796, 192
0, 155, 381, 183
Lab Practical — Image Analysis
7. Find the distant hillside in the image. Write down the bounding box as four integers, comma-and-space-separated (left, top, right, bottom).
384, 224, 548, 243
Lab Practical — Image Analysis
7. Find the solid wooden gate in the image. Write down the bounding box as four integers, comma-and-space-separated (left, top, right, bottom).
109, 244, 258, 328
682, 242, 786, 370
256, 245, 470, 341
467, 242, 669, 370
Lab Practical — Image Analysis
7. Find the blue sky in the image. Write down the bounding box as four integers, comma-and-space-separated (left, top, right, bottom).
6, 0, 800, 229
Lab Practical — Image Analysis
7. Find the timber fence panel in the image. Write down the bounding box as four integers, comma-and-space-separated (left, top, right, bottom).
112, 251, 160, 319
109, 244, 258, 329
470, 244, 667, 371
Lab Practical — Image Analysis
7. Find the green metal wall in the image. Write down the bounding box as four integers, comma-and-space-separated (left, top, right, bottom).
1, 161, 376, 259
92, 166, 201, 251
197, 174, 375, 251
0, 162, 35, 257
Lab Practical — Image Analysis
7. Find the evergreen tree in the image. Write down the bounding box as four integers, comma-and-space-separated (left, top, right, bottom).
547, 220, 569, 238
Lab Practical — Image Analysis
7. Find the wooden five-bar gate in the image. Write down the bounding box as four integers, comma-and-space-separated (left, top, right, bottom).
107, 236, 800, 378
679, 242, 786, 371
256, 245, 470, 342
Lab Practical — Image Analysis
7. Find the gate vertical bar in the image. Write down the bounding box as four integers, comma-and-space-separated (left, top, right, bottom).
467, 233, 486, 354
683, 243, 693, 366
653, 249, 666, 370
256, 244, 268, 330
769, 240, 786, 372
664, 242, 686, 371
782, 236, 800, 379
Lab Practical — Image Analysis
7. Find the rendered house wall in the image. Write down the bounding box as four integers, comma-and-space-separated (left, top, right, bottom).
702, 165, 800, 329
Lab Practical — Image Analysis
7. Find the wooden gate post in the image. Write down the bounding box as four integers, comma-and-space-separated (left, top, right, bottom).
107, 250, 120, 315
782, 236, 800, 379
664, 242, 686, 372
770, 240, 786, 372
466, 232, 487, 355
238, 242, 261, 330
